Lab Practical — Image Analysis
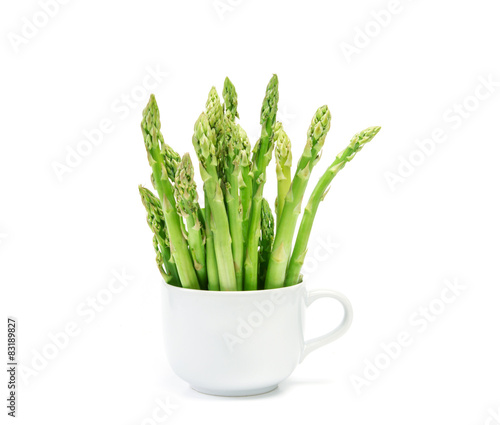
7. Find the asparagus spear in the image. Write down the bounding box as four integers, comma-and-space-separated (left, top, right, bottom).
258, 198, 275, 289
244, 180, 263, 290
204, 192, 220, 291
252, 74, 279, 191
244, 137, 275, 290
192, 112, 237, 291
222, 77, 255, 251
285, 126, 381, 286
206, 87, 224, 136
238, 126, 253, 246
221, 117, 244, 291
174, 154, 208, 290
222, 77, 239, 121
153, 235, 180, 286
206, 87, 225, 179
161, 144, 181, 181
141, 95, 200, 290
139, 185, 180, 286
265, 105, 332, 289
153, 235, 169, 282
274, 122, 292, 225
243, 76, 279, 290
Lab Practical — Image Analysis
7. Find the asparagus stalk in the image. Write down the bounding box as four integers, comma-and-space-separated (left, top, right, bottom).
153, 235, 169, 282
204, 192, 220, 291
244, 179, 264, 291
206, 87, 224, 137
258, 198, 275, 289
192, 112, 237, 291
161, 144, 181, 181
206, 87, 225, 180
243, 76, 279, 290
252, 74, 279, 191
238, 126, 253, 246
285, 126, 381, 286
141, 95, 200, 289
222, 77, 255, 253
223, 77, 239, 121
221, 118, 245, 290
153, 235, 181, 286
139, 185, 180, 286
274, 122, 292, 225
265, 105, 332, 289
244, 138, 275, 290
174, 154, 208, 290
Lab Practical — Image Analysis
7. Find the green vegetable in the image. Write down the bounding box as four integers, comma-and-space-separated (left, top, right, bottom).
244, 76, 279, 290
222, 77, 239, 121
265, 105, 332, 289
139, 185, 180, 286
252, 75, 279, 191
138, 77, 380, 291
259, 199, 274, 289
174, 154, 208, 290
141, 96, 200, 289
285, 126, 381, 286
204, 192, 220, 291
192, 112, 237, 291
205, 87, 225, 179
238, 125, 253, 246
274, 122, 292, 225
244, 136, 275, 291
221, 117, 244, 290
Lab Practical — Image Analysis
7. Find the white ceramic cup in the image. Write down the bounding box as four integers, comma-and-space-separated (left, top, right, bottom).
161, 281, 353, 396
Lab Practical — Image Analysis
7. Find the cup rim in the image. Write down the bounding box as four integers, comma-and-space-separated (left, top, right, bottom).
162, 281, 304, 295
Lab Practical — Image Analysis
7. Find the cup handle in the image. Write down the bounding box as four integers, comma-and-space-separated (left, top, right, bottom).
300, 289, 353, 362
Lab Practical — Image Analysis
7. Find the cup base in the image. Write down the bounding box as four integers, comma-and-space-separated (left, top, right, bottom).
191, 384, 278, 397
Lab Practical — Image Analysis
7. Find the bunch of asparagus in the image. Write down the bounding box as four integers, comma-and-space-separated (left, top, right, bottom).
139, 75, 381, 291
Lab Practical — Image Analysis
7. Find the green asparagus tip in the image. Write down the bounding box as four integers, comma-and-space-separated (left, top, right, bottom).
139, 185, 156, 209
308, 105, 332, 147
174, 153, 199, 216
206, 86, 220, 110
349, 126, 381, 150
138, 184, 151, 202
142, 94, 159, 126
161, 144, 181, 182
138, 184, 169, 247
143, 94, 157, 114
192, 112, 217, 168
223, 77, 239, 120
260, 74, 279, 125
238, 125, 251, 158
205, 87, 224, 134
274, 122, 292, 170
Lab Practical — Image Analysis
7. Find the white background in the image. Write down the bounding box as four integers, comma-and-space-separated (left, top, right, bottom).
2, 0, 500, 424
